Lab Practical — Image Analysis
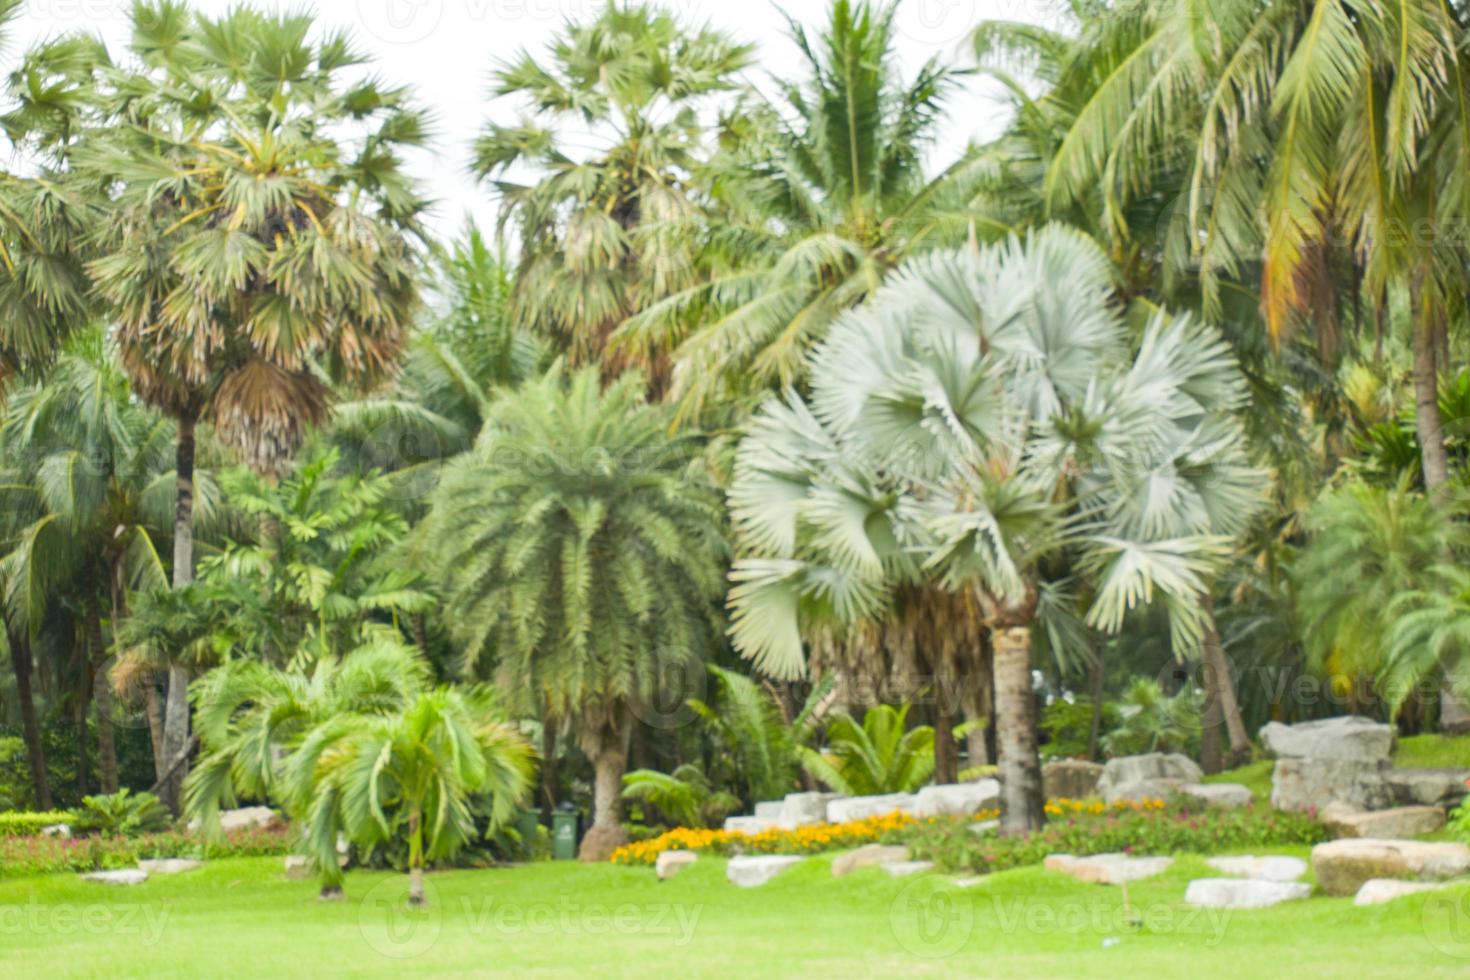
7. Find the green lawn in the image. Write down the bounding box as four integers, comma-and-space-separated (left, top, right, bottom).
2, 852, 1468, 978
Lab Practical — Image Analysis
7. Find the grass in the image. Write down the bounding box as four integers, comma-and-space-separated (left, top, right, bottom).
1395, 733, 1470, 769
2, 853, 1468, 978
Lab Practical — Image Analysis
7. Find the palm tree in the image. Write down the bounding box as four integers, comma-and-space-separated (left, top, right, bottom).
619, 0, 980, 419
285, 685, 534, 906
473, 4, 753, 387
416, 368, 727, 860
801, 704, 936, 796
728, 228, 1265, 833
80, 4, 427, 812
1385, 565, 1470, 723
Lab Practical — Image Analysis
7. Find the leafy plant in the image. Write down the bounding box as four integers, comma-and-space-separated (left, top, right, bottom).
1101, 679, 1202, 758
1039, 698, 1118, 761
621, 764, 740, 830
801, 704, 935, 796
75, 790, 171, 838
0, 810, 77, 838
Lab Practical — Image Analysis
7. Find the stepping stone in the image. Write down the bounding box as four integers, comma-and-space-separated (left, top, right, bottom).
1354, 878, 1451, 906
726, 855, 803, 888
1185, 878, 1311, 909
1205, 856, 1308, 882
1323, 804, 1446, 840
1182, 783, 1253, 808
882, 860, 935, 878
138, 859, 204, 875
1043, 853, 1173, 885
1311, 838, 1470, 896
656, 850, 698, 881
832, 844, 909, 878
82, 869, 148, 886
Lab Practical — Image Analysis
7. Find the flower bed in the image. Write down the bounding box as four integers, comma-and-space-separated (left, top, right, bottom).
0, 824, 292, 879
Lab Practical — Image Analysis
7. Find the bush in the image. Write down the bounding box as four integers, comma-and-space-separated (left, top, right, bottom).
1039, 698, 1118, 760
0, 824, 291, 879
901, 797, 1327, 874
75, 790, 172, 837
0, 810, 77, 838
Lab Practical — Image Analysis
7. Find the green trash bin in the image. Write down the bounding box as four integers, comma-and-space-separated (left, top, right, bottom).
515, 808, 540, 843
552, 805, 580, 861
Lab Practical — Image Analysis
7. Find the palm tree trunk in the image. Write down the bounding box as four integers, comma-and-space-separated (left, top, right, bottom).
1087, 645, 1106, 762
1201, 606, 1250, 768
411, 614, 430, 660
74, 666, 91, 799
8, 629, 51, 809
85, 594, 118, 794
993, 624, 1043, 836
407, 810, 426, 907
578, 719, 631, 862
145, 684, 165, 779
1411, 282, 1450, 492
160, 412, 198, 815
961, 651, 991, 768
933, 708, 957, 784
539, 722, 557, 825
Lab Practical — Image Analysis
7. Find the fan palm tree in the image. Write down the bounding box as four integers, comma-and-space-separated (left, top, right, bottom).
728, 228, 1265, 833
473, 4, 753, 387
416, 367, 727, 860
801, 704, 936, 797
284, 684, 534, 906
79, 3, 427, 811
619, 0, 981, 419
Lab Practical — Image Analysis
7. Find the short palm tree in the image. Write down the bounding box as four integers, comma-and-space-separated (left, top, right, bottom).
473, 5, 753, 385
285, 685, 535, 906
728, 227, 1264, 833
80, 4, 427, 811
416, 367, 727, 860
801, 704, 936, 797
1386, 565, 1470, 722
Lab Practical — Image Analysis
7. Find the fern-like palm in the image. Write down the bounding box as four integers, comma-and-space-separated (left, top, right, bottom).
801, 704, 935, 797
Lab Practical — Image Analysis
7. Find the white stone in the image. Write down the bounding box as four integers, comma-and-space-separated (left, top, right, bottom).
1043, 853, 1174, 885
1182, 783, 1254, 808
138, 859, 203, 875
1312, 838, 1470, 896
722, 815, 779, 835
40, 824, 71, 838
1205, 856, 1308, 882
914, 780, 1000, 818
825, 793, 917, 824
1184, 878, 1311, 909
883, 860, 935, 877
726, 855, 803, 888
753, 801, 784, 819
82, 869, 148, 886
954, 876, 986, 889
1259, 716, 1394, 761
190, 806, 281, 834
969, 819, 999, 835
284, 855, 311, 880
1097, 754, 1203, 804
777, 792, 840, 828
1353, 878, 1450, 906
831, 844, 909, 878
656, 850, 698, 880
1324, 805, 1446, 839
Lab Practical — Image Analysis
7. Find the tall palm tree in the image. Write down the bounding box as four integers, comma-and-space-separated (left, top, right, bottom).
79, 3, 427, 811
473, 4, 753, 387
286, 684, 535, 906
416, 368, 727, 860
728, 228, 1265, 833
619, 0, 981, 419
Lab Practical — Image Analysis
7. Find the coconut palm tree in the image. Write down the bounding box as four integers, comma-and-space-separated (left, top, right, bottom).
728, 228, 1265, 833
473, 4, 753, 387
285, 684, 534, 906
619, 0, 981, 419
80, 4, 427, 811
416, 367, 727, 860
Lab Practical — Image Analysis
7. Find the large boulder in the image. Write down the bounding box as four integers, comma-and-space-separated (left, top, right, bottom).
1323, 804, 1446, 839
1204, 855, 1307, 882
1259, 716, 1394, 761
913, 780, 1000, 818
778, 792, 841, 828
1096, 753, 1202, 804
726, 855, 803, 888
1383, 769, 1470, 809
1043, 759, 1104, 800
832, 844, 910, 878
1311, 838, 1470, 896
1353, 878, 1451, 906
1184, 878, 1311, 909
1043, 853, 1173, 885
216, 806, 283, 833
753, 801, 784, 819
1269, 758, 1392, 813
1181, 783, 1253, 808
825, 793, 917, 824
656, 850, 698, 881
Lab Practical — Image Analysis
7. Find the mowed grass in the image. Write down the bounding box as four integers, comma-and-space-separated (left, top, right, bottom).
2, 851, 1468, 979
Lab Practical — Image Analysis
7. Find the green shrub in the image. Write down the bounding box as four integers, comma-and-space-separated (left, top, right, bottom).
1101, 679, 1202, 758
75, 790, 172, 837
0, 825, 291, 879
901, 798, 1327, 875
0, 810, 77, 838
1039, 698, 1118, 760
0, 737, 26, 810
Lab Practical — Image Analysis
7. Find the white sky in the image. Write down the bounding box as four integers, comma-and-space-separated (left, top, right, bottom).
11, 0, 1056, 238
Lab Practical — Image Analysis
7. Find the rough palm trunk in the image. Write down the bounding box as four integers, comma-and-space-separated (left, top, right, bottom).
540, 722, 558, 825
1087, 645, 1106, 762
933, 708, 957, 784
993, 625, 1044, 835
578, 718, 631, 862
74, 666, 91, 799
1412, 286, 1450, 492
407, 810, 426, 907
8, 630, 51, 809
160, 413, 198, 814
1200, 607, 1250, 768
144, 683, 166, 779
961, 653, 991, 767
86, 594, 118, 794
